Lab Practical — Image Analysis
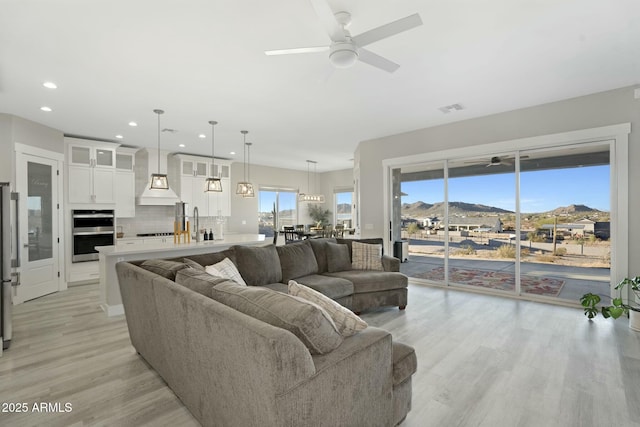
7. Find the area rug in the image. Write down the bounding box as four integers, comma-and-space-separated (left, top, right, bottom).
413, 267, 565, 297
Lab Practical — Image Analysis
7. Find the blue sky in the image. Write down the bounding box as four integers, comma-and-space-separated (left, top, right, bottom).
401, 164, 610, 213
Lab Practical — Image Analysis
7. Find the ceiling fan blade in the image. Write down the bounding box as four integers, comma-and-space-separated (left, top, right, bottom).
353, 13, 422, 47
309, 0, 346, 42
265, 46, 329, 56
357, 48, 400, 73
352, 13, 422, 46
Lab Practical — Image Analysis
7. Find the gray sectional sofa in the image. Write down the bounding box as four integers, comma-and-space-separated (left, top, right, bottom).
181, 237, 408, 313
115, 237, 415, 426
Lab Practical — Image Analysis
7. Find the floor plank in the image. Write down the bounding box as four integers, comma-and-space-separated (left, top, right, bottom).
1, 282, 638, 426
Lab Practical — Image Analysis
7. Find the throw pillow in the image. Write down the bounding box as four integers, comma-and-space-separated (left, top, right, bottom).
205, 258, 247, 286
288, 280, 367, 337
183, 258, 205, 271
351, 241, 384, 271
325, 242, 352, 273
139, 259, 187, 280
211, 282, 343, 354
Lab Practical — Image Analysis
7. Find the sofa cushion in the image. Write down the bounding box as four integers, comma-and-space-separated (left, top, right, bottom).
276, 240, 318, 282
260, 282, 289, 293
211, 282, 343, 354
205, 257, 247, 286
233, 244, 282, 286
183, 258, 205, 271
326, 242, 351, 273
392, 342, 417, 386
139, 259, 186, 280
308, 238, 337, 274
289, 280, 367, 337
183, 248, 237, 269
294, 274, 354, 299
351, 242, 384, 271
325, 271, 408, 293
175, 267, 232, 296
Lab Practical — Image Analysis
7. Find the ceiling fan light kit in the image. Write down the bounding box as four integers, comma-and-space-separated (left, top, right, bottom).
329, 41, 358, 68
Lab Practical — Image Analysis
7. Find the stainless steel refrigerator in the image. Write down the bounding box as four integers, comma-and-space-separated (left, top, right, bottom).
1, 183, 16, 351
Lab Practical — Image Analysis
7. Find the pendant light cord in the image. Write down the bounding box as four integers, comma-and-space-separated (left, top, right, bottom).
153, 109, 164, 174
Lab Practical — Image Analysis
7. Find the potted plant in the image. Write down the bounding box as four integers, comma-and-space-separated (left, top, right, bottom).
580, 276, 640, 331
308, 204, 331, 227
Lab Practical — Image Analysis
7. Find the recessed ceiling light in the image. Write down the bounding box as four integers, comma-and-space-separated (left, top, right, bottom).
230, 151, 236, 155
115, 134, 124, 139
40, 106, 52, 112
42, 81, 57, 89
198, 134, 206, 139
178, 143, 186, 148
128, 121, 137, 127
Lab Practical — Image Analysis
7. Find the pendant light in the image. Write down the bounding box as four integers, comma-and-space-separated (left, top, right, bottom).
242, 142, 255, 198
236, 130, 254, 196
205, 120, 222, 192
299, 160, 325, 202
150, 109, 169, 189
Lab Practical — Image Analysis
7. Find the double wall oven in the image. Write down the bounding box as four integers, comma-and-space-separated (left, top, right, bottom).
72, 209, 114, 262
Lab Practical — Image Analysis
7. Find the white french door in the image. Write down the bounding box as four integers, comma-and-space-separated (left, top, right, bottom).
15, 152, 61, 303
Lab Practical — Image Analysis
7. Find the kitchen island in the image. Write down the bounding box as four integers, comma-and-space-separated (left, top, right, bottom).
96, 234, 266, 317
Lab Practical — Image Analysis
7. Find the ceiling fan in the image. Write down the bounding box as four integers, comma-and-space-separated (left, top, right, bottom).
265, 0, 422, 73
466, 155, 530, 167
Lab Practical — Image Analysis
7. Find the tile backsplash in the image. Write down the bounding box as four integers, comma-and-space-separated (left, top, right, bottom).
116, 205, 228, 237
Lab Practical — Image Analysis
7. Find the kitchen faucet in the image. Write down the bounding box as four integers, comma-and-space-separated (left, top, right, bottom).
193, 206, 200, 242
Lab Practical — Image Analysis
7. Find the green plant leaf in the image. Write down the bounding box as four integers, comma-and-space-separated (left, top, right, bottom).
609, 307, 625, 319
612, 298, 623, 307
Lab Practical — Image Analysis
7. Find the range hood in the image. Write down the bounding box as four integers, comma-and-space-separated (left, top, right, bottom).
136, 149, 180, 206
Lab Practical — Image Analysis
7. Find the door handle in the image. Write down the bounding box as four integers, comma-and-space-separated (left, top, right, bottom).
11, 192, 20, 268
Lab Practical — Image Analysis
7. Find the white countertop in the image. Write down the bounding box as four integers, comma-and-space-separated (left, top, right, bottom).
97, 234, 266, 256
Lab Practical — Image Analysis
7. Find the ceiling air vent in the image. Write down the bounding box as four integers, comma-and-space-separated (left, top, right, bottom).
438, 103, 464, 114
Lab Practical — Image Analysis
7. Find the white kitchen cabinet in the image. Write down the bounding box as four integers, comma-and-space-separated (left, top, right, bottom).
171, 154, 231, 217
65, 138, 119, 204
114, 147, 138, 217
67, 165, 115, 204
115, 170, 135, 217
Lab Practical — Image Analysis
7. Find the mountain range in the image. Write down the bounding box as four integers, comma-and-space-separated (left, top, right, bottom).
401, 201, 605, 218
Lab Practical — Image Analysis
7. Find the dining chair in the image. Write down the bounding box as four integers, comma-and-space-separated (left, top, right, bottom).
283, 226, 298, 243
334, 224, 345, 238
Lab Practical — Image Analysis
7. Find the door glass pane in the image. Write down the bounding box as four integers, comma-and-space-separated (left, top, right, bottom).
335, 192, 353, 228
398, 162, 446, 282
95, 149, 114, 167
182, 161, 193, 175
259, 191, 277, 237
278, 192, 297, 228
519, 144, 611, 301
448, 156, 516, 293
27, 162, 53, 261
195, 162, 207, 176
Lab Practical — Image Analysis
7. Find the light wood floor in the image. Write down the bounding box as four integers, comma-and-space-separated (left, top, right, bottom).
1, 283, 639, 427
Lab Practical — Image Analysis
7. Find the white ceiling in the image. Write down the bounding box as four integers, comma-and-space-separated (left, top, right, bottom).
1, 0, 639, 172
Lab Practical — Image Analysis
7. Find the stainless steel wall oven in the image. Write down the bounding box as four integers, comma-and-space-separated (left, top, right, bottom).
72, 209, 114, 262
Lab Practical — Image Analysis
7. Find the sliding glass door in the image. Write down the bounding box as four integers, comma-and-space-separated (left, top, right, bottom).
394, 142, 611, 303
258, 189, 298, 237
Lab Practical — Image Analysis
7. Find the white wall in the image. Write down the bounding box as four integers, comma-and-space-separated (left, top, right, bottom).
355, 85, 640, 274
228, 163, 353, 233
0, 114, 64, 183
